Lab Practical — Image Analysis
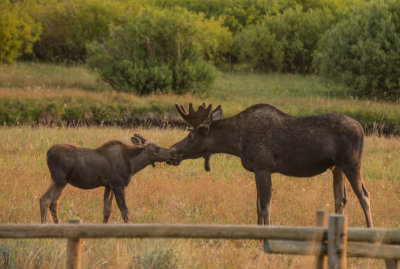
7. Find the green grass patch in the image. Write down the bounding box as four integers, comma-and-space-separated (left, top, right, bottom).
0, 62, 110, 92
1, 63, 400, 134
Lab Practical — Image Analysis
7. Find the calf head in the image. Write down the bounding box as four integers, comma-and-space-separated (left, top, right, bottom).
131, 134, 179, 166
169, 103, 222, 170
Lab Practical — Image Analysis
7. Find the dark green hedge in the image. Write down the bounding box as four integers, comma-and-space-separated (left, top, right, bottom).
1, 98, 400, 135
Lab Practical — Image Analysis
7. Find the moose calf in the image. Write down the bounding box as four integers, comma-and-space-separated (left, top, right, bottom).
40, 134, 178, 224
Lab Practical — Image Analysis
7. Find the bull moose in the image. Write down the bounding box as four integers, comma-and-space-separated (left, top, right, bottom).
170, 103, 373, 230
40, 134, 178, 224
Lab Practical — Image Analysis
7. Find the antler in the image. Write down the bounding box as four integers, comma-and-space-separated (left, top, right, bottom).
175, 103, 212, 129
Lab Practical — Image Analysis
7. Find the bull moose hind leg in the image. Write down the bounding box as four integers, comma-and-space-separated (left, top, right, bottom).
103, 187, 114, 223
39, 181, 65, 223
113, 187, 129, 223
255, 170, 272, 252
343, 165, 373, 227
332, 166, 347, 214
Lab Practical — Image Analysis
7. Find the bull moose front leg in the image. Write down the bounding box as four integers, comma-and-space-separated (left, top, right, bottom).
255, 170, 273, 252
255, 170, 272, 225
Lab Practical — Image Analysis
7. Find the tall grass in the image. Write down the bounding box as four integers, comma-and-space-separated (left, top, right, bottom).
1, 126, 398, 268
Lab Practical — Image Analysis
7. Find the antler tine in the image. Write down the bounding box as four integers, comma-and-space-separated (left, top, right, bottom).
175, 103, 189, 119
189, 103, 195, 115
175, 103, 213, 129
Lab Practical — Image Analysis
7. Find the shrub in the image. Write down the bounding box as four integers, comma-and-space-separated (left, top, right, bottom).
134, 246, 178, 269
153, 0, 359, 33
153, 0, 278, 33
31, 0, 131, 62
0, 0, 41, 63
234, 6, 335, 72
87, 7, 230, 95
315, 1, 400, 100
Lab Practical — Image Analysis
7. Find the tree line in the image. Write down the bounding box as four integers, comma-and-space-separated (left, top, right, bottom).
1, 0, 400, 99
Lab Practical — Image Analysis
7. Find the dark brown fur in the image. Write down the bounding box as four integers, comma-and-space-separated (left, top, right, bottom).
171, 103, 373, 230
40, 137, 178, 223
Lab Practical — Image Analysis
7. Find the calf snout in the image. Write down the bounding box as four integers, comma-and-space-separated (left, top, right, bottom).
166, 151, 182, 166
169, 152, 182, 165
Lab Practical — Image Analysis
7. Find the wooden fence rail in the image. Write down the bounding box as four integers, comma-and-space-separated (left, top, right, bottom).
0, 211, 399, 269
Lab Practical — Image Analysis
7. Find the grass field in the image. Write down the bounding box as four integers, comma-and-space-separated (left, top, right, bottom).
1, 126, 399, 268
1, 62, 400, 268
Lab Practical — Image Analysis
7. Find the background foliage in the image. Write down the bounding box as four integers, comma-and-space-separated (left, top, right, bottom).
315, 0, 400, 99
233, 6, 336, 72
1, 0, 400, 100
31, 0, 132, 62
86, 7, 230, 95
0, 0, 41, 63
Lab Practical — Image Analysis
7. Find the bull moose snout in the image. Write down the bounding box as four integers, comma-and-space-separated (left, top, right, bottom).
167, 153, 182, 166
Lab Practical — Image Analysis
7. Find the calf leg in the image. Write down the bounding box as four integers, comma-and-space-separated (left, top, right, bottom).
113, 187, 129, 223
103, 187, 114, 223
332, 166, 347, 214
39, 182, 65, 224
49, 200, 61, 224
343, 166, 373, 227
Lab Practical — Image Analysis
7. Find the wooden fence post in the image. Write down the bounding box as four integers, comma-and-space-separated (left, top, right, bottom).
328, 215, 347, 269
315, 210, 328, 269
385, 259, 399, 269
66, 219, 82, 269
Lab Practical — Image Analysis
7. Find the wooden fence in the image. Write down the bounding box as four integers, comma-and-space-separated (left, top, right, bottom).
0, 210, 399, 269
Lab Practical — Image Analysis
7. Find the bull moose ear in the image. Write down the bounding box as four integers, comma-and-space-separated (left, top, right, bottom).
204, 105, 222, 127
211, 105, 222, 121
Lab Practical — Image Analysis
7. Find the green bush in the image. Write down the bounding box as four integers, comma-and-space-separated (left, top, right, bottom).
154, 0, 280, 33
0, 0, 41, 63
234, 6, 335, 72
153, 0, 359, 33
32, 0, 131, 62
87, 7, 230, 95
315, 1, 400, 100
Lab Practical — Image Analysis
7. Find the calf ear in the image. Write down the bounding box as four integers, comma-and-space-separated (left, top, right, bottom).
134, 133, 147, 143
131, 136, 145, 148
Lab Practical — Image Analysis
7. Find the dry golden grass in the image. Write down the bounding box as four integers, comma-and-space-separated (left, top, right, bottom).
0, 127, 399, 268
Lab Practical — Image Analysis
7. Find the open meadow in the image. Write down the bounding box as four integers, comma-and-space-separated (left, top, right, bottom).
1, 63, 400, 268
1, 126, 400, 268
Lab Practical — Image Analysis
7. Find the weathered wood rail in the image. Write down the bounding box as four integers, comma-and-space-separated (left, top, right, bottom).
0, 211, 399, 269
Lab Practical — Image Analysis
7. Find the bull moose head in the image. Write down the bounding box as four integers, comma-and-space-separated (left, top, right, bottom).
171, 103, 223, 171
